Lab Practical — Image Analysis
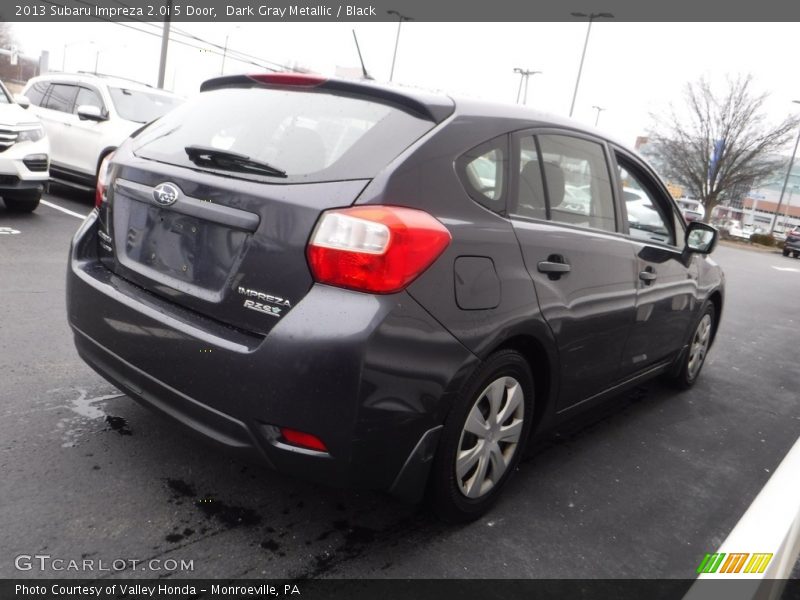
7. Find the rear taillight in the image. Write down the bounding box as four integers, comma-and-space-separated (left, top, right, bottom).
307, 205, 451, 294
280, 427, 327, 452
95, 151, 115, 208
248, 73, 326, 87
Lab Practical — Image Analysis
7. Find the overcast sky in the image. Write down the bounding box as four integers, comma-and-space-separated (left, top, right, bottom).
10, 21, 800, 147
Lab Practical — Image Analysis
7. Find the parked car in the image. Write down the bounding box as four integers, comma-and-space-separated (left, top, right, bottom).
67, 74, 724, 522
21, 72, 182, 190
676, 198, 705, 223
724, 219, 750, 240
784, 226, 800, 257
0, 80, 49, 212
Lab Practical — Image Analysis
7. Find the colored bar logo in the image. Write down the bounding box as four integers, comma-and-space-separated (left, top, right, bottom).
696, 552, 773, 574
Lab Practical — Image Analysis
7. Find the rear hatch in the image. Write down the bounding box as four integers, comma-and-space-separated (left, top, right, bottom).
99, 74, 452, 335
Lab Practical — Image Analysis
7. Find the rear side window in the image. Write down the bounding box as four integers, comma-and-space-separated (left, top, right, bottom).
43, 83, 78, 113
456, 136, 507, 214
538, 134, 617, 232
25, 81, 49, 106
133, 87, 436, 183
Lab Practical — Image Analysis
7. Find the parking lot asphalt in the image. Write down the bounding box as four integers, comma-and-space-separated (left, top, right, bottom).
1, 187, 798, 580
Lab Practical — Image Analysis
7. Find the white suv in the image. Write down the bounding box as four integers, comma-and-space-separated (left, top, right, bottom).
22, 72, 182, 190
0, 80, 49, 212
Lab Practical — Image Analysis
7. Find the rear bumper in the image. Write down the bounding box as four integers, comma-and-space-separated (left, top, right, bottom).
67, 212, 476, 500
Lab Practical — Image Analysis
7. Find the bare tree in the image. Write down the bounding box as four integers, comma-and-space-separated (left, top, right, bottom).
0, 23, 15, 49
650, 74, 799, 222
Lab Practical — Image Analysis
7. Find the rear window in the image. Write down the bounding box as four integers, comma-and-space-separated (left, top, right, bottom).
132, 86, 436, 183
108, 87, 183, 124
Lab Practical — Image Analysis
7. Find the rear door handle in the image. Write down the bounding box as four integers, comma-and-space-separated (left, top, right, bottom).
538, 255, 571, 280
538, 261, 571, 273
639, 269, 657, 282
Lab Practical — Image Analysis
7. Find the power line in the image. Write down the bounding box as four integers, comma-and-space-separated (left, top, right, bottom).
74, 0, 285, 70
42, 0, 289, 73
105, 0, 292, 71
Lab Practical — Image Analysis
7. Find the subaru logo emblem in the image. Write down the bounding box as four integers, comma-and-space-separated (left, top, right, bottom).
153, 182, 180, 206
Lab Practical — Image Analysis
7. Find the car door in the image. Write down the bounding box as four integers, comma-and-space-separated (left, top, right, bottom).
509, 130, 639, 409
612, 149, 698, 378
69, 85, 109, 176
34, 82, 79, 171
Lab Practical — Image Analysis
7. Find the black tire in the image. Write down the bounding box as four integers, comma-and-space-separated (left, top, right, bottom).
793, 252, 799, 259
429, 349, 534, 523
667, 302, 715, 390
3, 191, 41, 213
783, 248, 790, 257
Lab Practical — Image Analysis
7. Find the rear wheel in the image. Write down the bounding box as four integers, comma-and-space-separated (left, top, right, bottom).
3, 191, 41, 213
667, 302, 715, 389
783, 248, 790, 256
793, 252, 799, 259
429, 349, 534, 523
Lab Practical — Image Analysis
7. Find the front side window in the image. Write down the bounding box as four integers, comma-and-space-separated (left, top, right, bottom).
538, 134, 616, 232
617, 159, 675, 245
74, 87, 105, 114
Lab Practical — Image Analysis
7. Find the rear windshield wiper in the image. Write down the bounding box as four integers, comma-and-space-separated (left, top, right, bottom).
184, 145, 287, 178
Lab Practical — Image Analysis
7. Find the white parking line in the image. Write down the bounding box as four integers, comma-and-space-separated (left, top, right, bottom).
40, 199, 90, 220
771, 266, 800, 272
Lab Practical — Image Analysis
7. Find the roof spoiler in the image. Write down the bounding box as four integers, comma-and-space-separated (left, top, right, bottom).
200, 73, 454, 124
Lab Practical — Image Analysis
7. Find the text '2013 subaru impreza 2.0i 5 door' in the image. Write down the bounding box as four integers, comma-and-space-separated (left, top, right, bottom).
67, 73, 724, 522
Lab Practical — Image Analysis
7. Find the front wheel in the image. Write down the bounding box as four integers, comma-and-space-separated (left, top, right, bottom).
429, 349, 534, 523
667, 302, 715, 389
783, 248, 790, 256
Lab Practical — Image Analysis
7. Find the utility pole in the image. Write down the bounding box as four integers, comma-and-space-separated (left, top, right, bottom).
513, 68, 542, 105
157, 0, 172, 89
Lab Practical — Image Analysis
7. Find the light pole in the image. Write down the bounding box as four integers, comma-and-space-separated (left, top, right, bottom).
769, 100, 800, 234
592, 105, 605, 126
569, 11, 613, 118
387, 9, 412, 82
220, 26, 241, 76
513, 68, 542, 105
62, 41, 94, 72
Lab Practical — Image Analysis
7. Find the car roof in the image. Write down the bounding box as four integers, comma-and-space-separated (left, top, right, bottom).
28, 72, 179, 97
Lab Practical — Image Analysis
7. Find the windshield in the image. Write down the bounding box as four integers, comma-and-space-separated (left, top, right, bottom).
132, 86, 436, 183
108, 87, 183, 123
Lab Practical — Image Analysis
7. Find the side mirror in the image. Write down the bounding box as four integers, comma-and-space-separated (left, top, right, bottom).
14, 94, 30, 109
685, 221, 718, 254
76, 104, 107, 122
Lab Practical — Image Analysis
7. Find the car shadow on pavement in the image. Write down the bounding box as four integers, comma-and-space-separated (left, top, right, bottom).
65, 378, 680, 580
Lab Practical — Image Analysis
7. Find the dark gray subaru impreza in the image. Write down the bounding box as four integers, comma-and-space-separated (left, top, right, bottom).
67, 73, 724, 522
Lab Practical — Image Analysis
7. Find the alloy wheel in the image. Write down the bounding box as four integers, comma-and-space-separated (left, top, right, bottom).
687, 314, 712, 380
455, 376, 525, 498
